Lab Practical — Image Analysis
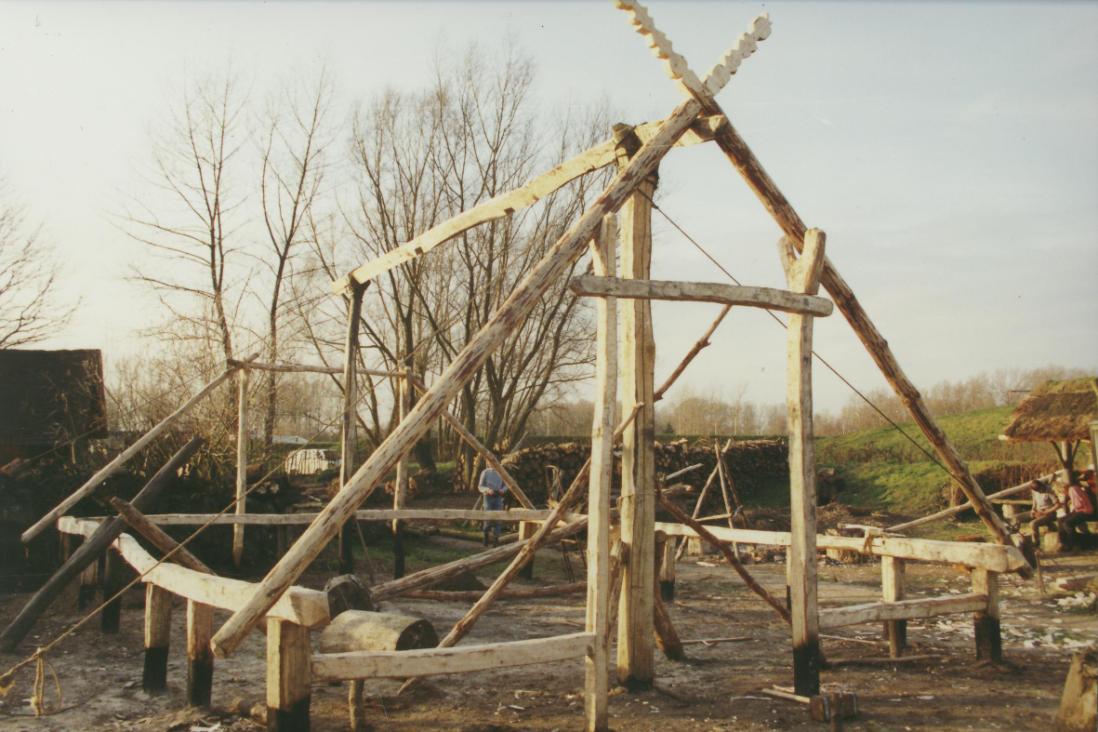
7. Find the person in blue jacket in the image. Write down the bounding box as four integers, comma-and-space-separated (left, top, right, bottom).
478, 466, 507, 545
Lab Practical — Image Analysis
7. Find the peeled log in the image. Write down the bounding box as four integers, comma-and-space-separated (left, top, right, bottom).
318, 611, 439, 654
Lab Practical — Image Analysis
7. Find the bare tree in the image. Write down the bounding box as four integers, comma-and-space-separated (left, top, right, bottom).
0, 179, 74, 347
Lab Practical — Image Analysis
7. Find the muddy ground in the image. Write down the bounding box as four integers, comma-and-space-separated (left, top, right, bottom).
0, 528, 1094, 732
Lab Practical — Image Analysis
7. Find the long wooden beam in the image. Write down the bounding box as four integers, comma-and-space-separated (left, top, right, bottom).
654, 522, 1027, 573
57, 517, 329, 628
210, 94, 706, 658
21, 359, 252, 544
818, 593, 988, 629
312, 632, 593, 681
331, 116, 726, 292
569, 276, 833, 317
887, 473, 1054, 533
91, 508, 559, 526
617, 0, 1013, 549
109, 497, 213, 574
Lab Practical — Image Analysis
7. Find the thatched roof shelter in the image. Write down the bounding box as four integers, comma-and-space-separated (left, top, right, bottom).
0, 349, 108, 453
1000, 377, 1098, 443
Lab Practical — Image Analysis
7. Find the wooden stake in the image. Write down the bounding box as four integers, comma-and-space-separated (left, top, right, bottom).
339, 282, 366, 574
143, 584, 172, 693
100, 552, 124, 633
392, 371, 409, 579
651, 532, 685, 661
881, 556, 906, 658
971, 569, 1001, 662
210, 95, 703, 658
233, 369, 248, 569
780, 228, 825, 697
586, 217, 617, 732
267, 619, 312, 731
186, 600, 214, 707
659, 533, 677, 602
615, 123, 658, 690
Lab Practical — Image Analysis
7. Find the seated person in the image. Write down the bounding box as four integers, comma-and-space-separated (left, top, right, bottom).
478, 466, 508, 545
1059, 480, 1097, 549
1028, 479, 1060, 544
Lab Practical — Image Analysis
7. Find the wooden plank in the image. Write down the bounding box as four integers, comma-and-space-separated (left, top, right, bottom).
109, 497, 213, 574
21, 360, 249, 544
881, 557, 906, 658
782, 228, 826, 697
331, 115, 726, 291
143, 584, 172, 693
0, 437, 204, 652
87, 508, 560, 526
971, 569, 1001, 662
233, 369, 249, 569
818, 593, 988, 629
616, 124, 657, 689
210, 95, 705, 658
186, 600, 214, 707
652, 522, 1028, 572
312, 633, 594, 681
586, 216, 617, 732
267, 619, 312, 731
569, 276, 832, 317
59, 517, 329, 628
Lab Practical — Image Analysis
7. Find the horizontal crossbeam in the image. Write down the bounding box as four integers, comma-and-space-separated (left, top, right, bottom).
819, 594, 988, 629
569, 276, 833, 317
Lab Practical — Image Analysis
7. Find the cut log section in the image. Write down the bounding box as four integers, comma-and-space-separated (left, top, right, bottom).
318, 611, 438, 654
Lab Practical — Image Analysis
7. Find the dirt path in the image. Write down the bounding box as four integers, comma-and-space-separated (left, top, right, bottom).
0, 546, 1094, 731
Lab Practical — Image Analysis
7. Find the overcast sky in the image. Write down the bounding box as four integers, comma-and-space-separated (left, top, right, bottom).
2, 1, 1096, 413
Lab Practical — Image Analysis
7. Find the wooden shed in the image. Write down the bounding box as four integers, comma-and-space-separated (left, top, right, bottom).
999, 377, 1098, 480
0, 349, 108, 463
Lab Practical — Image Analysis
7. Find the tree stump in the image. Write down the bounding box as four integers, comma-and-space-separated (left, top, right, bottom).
1055, 648, 1097, 732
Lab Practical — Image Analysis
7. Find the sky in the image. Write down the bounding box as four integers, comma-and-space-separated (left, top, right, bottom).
2, 0, 1097, 414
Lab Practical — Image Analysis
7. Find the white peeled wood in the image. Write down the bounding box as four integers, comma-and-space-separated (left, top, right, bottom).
22, 358, 254, 544
211, 96, 704, 659
233, 369, 249, 568
569, 276, 833, 316
312, 632, 593, 681
818, 593, 988, 629
58, 517, 328, 628
651, 522, 1027, 572
91, 508, 559, 526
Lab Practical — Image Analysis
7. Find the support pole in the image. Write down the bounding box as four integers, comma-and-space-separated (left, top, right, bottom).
186, 600, 214, 707
882, 557, 906, 658
780, 229, 826, 697
143, 584, 172, 693
585, 217, 617, 732
615, 124, 657, 690
392, 371, 409, 579
659, 533, 677, 602
100, 552, 123, 634
233, 368, 249, 569
267, 619, 312, 731
339, 282, 366, 574
972, 569, 1001, 662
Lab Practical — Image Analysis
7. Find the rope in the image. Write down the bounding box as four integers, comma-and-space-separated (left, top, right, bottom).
639, 190, 953, 477
0, 407, 348, 708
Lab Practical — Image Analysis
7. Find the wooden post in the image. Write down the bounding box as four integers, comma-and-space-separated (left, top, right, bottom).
186, 600, 214, 707
339, 282, 366, 574
780, 229, 826, 697
659, 534, 677, 602
519, 521, 537, 580
392, 371, 409, 579
615, 124, 657, 690
78, 559, 97, 610
210, 96, 702, 659
971, 568, 1001, 662
267, 619, 312, 731
233, 368, 249, 569
881, 557, 906, 658
143, 584, 172, 693
585, 217, 617, 732
100, 552, 123, 633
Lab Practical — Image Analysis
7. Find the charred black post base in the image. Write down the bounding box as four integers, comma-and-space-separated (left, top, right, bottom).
659, 579, 676, 602
886, 619, 907, 656
100, 555, 122, 634
338, 522, 355, 575
792, 641, 822, 697
142, 646, 169, 693
621, 675, 654, 693
268, 696, 311, 732
187, 656, 214, 707
519, 558, 535, 580
974, 615, 1001, 662
392, 524, 405, 579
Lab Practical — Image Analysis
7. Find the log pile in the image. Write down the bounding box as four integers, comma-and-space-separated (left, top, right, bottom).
501, 438, 790, 509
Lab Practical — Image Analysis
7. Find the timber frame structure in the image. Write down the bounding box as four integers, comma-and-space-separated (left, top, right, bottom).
11, 3, 1032, 730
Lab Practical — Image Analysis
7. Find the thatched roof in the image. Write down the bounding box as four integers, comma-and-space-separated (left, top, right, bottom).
1000, 377, 1098, 443
0, 349, 108, 447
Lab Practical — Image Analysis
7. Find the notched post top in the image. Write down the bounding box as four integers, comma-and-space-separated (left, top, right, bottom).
778, 229, 826, 295
614, 0, 772, 99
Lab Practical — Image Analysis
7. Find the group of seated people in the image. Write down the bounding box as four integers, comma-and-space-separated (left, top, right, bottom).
1027, 467, 1098, 550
